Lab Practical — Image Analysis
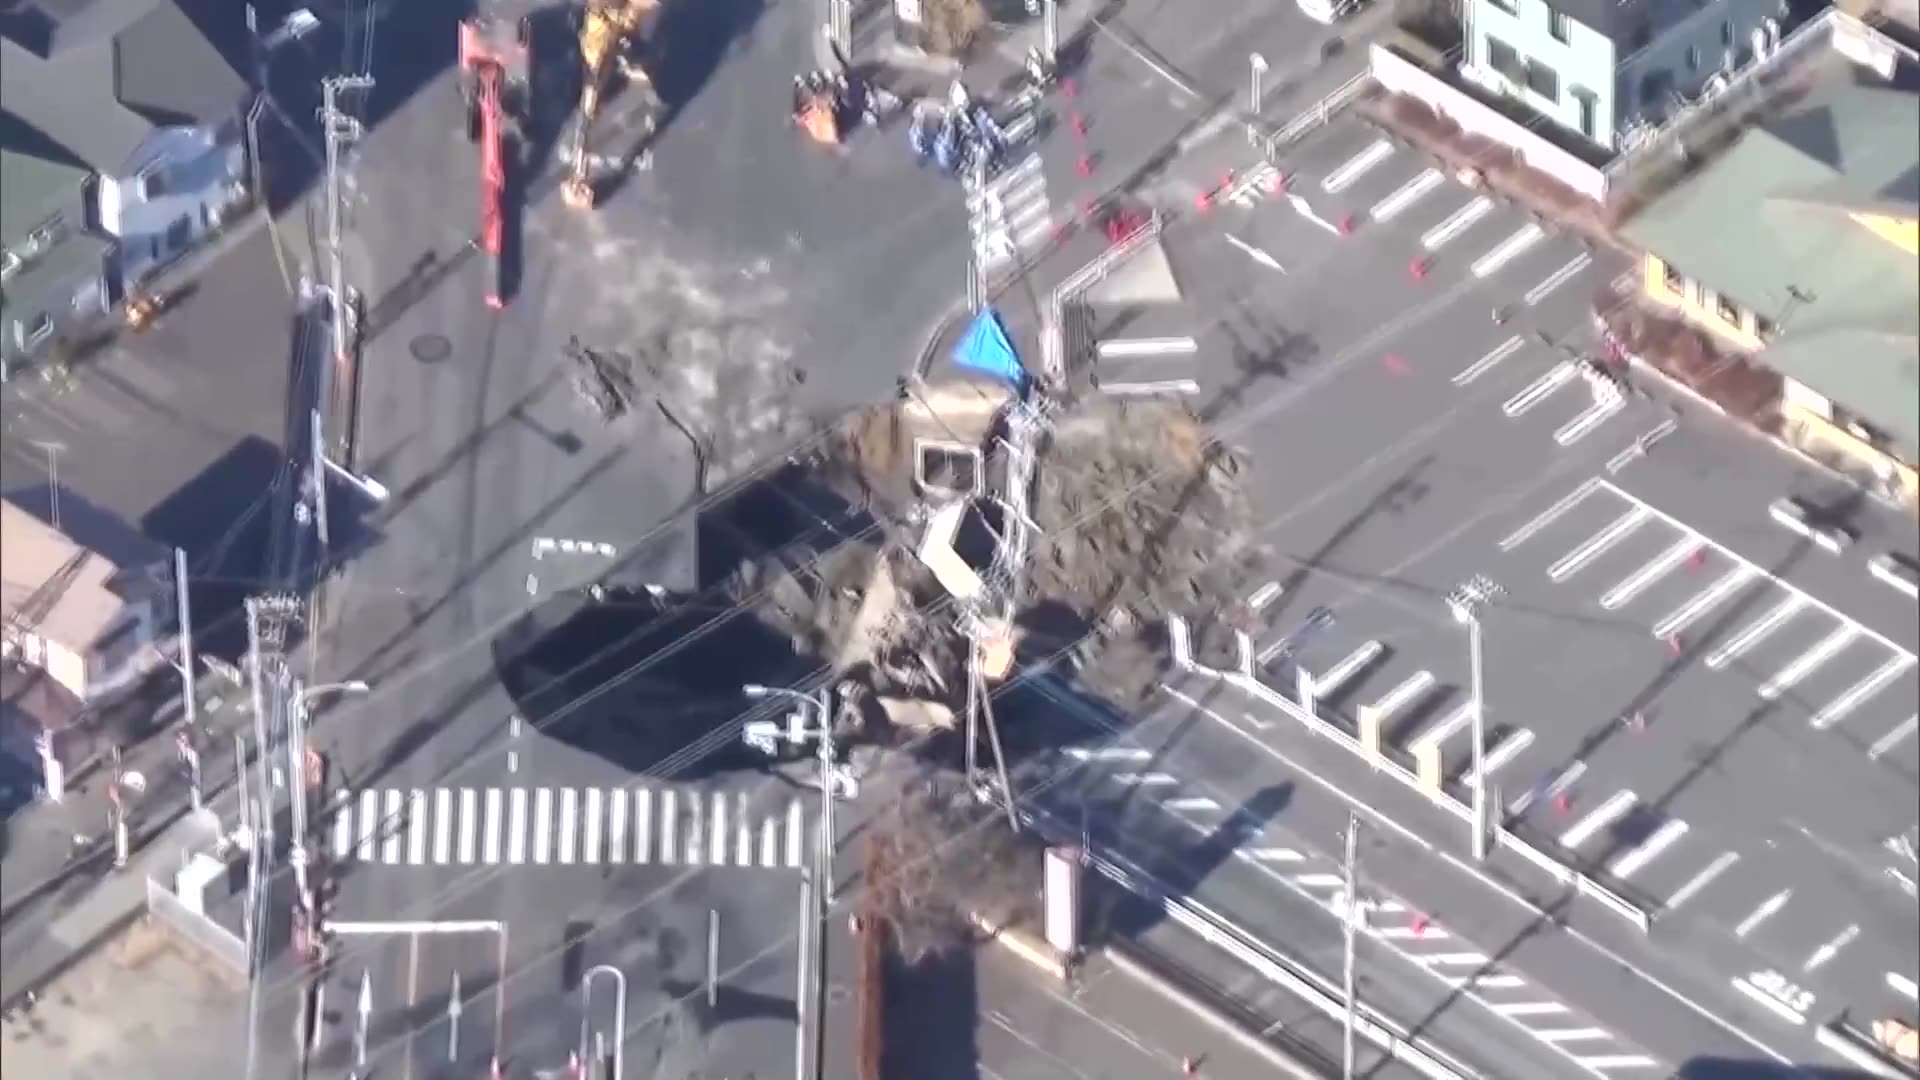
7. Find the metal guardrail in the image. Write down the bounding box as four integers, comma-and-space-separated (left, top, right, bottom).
1261, 74, 1371, 162
145, 876, 248, 975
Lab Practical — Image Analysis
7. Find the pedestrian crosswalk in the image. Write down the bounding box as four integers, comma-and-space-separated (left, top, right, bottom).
327, 786, 808, 870
968, 116, 1054, 277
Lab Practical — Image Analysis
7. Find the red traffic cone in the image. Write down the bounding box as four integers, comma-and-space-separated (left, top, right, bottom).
1061, 78, 1077, 99
568, 1050, 583, 1079
1666, 632, 1685, 656
1069, 113, 1088, 137
1552, 792, 1572, 816
1195, 189, 1213, 212
1267, 170, 1287, 194
1337, 212, 1356, 236
1410, 913, 1431, 937
1408, 256, 1430, 281
1686, 548, 1707, 573
491, 1056, 505, 1080
1076, 154, 1094, 177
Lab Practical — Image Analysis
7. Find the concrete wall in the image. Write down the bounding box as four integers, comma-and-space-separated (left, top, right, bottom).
1465, 0, 1621, 144
1371, 44, 1610, 201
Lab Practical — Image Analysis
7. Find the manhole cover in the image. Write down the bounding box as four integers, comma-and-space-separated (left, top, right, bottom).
410, 334, 452, 364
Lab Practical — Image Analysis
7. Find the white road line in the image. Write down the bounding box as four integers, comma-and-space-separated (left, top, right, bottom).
1554, 395, 1626, 447
1493, 1002, 1571, 1017
382, 789, 404, 864
1248, 582, 1283, 610
1652, 567, 1756, 640
1889, 972, 1919, 1003
1536, 1028, 1610, 1042
1471, 223, 1545, 278
1422, 196, 1493, 249
557, 787, 578, 865
1167, 796, 1220, 812
1423, 952, 1489, 967
533, 788, 554, 865
1293, 873, 1346, 888
683, 789, 703, 865
458, 789, 478, 864
634, 789, 653, 864
786, 799, 804, 867
661, 789, 679, 865
1705, 597, 1806, 670
332, 801, 352, 860
583, 788, 603, 864
1757, 626, 1857, 700
1548, 507, 1651, 583
1321, 138, 1394, 193
1245, 847, 1305, 862
968, 157, 1040, 207
1470, 730, 1534, 788
1610, 820, 1689, 879
433, 789, 453, 865
1508, 761, 1586, 817
1523, 252, 1593, 306
1561, 790, 1637, 849
761, 815, 779, 867
1575, 1054, 1659, 1069
1600, 538, 1703, 610
1453, 336, 1523, 387
1411, 702, 1475, 752
1812, 656, 1914, 729
737, 794, 753, 867
355, 790, 378, 860
1096, 337, 1199, 359
1500, 478, 1601, 551
606, 788, 627, 864
1063, 746, 1152, 762
1731, 976, 1807, 1024
407, 790, 428, 865
1367, 671, 1436, 723
1664, 852, 1738, 911
1112, 772, 1179, 786
710, 791, 729, 866
1001, 110, 1037, 144
506, 780, 529, 857
1502, 361, 1579, 418
1379, 925, 1450, 940
1451, 974, 1527, 989
1801, 925, 1859, 973
1370, 168, 1443, 221
1734, 889, 1792, 939
485, 788, 505, 865
1313, 641, 1382, 698
1870, 715, 1919, 758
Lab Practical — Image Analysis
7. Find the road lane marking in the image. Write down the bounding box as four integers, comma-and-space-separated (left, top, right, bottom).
1370, 168, 1443, 221
1167, 796, 1220, 812
1424, 952, 1489, 966
1453, 336, 1523, 387
407, 790, 428, 865
1561, 790, 1637, 849
1664, 851, 1737, 911
1503, 361, 1579, 418
1575, 1054, 1659, 1069
1367, 671, 1436, 725
1493, 1002, 1571, 1016
661, 788, 679, 865
1609, 820, 1689, 880
532, 788, 553, 865
1523, 252, 1593, 306
1293, 873, 1346, 888
1757, 626, 1857, 700
1500, 478, 1602, 551
1813, 657, 1914, 729
1600, 538, 1703, 610
1507, 761, 1586, 817
1801, 925, 1859, 973
786, 799, 804, 867
710, 791, 729, 866
1449, 974, 1527, 989
1321, 138, 1394, 193
582, 788, 602, 864
1705, 597, 1806, 670
1112, 771, 1179, 786
634, 788, 653, 864
1247, 581, 1283, 610
761, 816, 779, 867
506, 789, 527, 864
1246, 847, 1305, 862
1554, 395, 1626, 447
1536, 1028, 1610, 1042
684, 788, 703, 865
482, 789, 501, 864
557, 787, 578, 864
606, 788, 626, 864
1223, 233, 1286, 274
1870, 714, 1919, 758
1422, 196, 1492, 250
1548, 508, 1651, 582
1411, 702, 1475, 752
1730, 975, 1807, 1024
1652, 567, 1755, 640
1313, 641, 1383, 698
1469, 729, 1534, 788
737, 794, 753, 866
1379, 924, 1451, 940
1471, 223, 1545, 278
332, 800, 352, 860
1889, 972, 1918, 1003
433, 789, 453, 865
1063, 746, 1153, 762
1734, 889, 1791, 939
355, 790, 379, 860
382, 789, 404, 864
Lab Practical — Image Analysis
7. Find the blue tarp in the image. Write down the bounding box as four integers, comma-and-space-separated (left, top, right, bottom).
951, 307, 1026, 391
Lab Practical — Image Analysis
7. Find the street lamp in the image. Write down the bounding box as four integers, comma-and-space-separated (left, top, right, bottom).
1446, 575, 1503, 862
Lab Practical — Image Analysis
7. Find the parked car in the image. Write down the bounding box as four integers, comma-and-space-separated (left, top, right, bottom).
1867, 551, 1919, 599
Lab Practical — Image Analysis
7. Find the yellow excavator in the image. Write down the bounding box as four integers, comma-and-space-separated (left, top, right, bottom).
563, 0, 658, 210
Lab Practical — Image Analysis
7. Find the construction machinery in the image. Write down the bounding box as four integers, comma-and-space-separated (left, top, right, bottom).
458, 15, 529, 309
563, 0, 659, 211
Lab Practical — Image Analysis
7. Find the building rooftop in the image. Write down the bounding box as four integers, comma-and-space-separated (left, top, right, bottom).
1, 498, 164, 654
0, 138, 88, 243
0, 230, 112, 320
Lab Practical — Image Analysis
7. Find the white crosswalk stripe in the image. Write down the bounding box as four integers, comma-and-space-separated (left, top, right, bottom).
324, 787, 808, 869
967, 138, 1054, 275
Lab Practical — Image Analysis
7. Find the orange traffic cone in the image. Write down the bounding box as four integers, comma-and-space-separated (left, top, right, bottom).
1552, 792, 1572, 816
1410, 913, 1431, 937
1408, 256, 1430, 281
1337, 212, 1355, 236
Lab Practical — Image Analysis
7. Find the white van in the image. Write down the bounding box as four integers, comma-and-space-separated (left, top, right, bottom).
1297, 0, 1360, 25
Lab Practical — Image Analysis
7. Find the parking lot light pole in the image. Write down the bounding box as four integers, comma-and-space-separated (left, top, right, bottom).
1447, 575, 1504, 862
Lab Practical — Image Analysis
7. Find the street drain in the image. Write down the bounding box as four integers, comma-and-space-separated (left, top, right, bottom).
410, 334, 452, 364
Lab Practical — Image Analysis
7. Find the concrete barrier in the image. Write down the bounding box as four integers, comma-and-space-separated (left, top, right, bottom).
1356, 704, 1384, 761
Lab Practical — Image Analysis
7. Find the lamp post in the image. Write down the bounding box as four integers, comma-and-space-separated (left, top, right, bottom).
288, 679, 370, 914
1446, 575, 1503, 862
742, 683, 852, 1080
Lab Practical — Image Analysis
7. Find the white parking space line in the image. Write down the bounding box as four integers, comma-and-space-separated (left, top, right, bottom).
1561, 790, 1637, 849
1548, 507, 1651, 582
1167, 796, 1220, 812
1705, 597, 1806, 670
1453, 336, 1523, 387
1313, 641, 1382, 698
1889, 972, 1919, 1003
1379, 924, 1451, 940
1471, 223, 1544, 278
1600, 538, 1703, 610
1664, 851, 1738, 911
1537, 1028, 1610, 1042
1369, 168, 1443, 221
635, 789, 653, 864
507, 788, 528, 864
1063, 746, 1152, 762
407, 791, 428, 865
1367, 671, 1436, 724
459, 789, 478, 864
533, 788, 554, 865
1411, 702, 1475, 752
1424, 952, 1489, 967
1247, 581, 1283, 610
1554, 395, 1626, 447
786, 799, 805, 867
1734, 889, 1792, 939
1293, 873, 1346, 888
1508, 761, 1586, 817
1757, 626, 1857, 700
583, 788, 603, 864
1870, 715, 1919, 759
1652, 567, 1755, 640
1246, 847, 1306, 862
1113, 771, 1179, 786
433, 789, 453, 865
1609, 820, 1689, 880
1577, 1054, 1659, 1069
1812, 657, 1914, 729
382, 789, 403, 864
1523, 253, 1593, 306
606, 788, 627, 864
484, 788, 504, 865
1451, 974, 1527, 989
1321, 138, 1394, 193
1801, 925, 1859, 973
1422, 196, 1493, 250
1493, 1002, 1571, 1017
1503, 361, 1579, 418
1469, 729, 1533, 788
1500, 478, 1603, 551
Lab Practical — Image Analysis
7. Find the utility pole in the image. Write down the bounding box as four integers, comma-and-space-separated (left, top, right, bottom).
31, 440, 63, 530
1447, 575, 1503, 861
1342, 812, 1361, 1080
174, 548, 197, 732
319, 75, 373, 431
